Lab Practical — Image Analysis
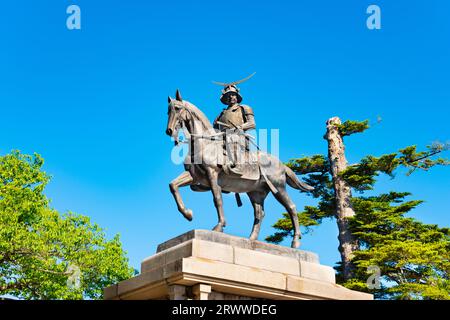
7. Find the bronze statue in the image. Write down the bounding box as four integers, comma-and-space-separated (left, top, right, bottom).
212, 73, 256, 176
165, 87, 314, 249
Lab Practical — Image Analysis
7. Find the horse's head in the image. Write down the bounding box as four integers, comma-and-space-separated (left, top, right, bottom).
166, 89, 213, 145
166, 89, 189, 143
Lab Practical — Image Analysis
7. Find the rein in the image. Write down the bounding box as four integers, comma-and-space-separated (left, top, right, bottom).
173, 102, 260, 150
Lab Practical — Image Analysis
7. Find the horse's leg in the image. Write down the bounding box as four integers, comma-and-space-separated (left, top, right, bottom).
272, 187, 301, 248
205, 167, 226, 232
169, 171, 194, 221
247, 190, 269, 240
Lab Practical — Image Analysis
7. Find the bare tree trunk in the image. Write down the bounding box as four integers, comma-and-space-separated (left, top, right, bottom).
325, 117, 358, 281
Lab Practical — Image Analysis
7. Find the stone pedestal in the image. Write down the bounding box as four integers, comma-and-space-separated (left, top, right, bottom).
104, 230, 372, 300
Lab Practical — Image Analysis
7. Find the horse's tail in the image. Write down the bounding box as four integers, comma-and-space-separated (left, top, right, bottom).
285, 165, 315, 192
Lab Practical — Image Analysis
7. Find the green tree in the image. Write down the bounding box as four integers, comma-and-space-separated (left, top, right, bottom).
0, 151, 134, 299
346, 192, 450, 300
267, 117, 449, 298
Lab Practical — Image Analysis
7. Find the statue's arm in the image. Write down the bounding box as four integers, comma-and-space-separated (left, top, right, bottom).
213, 111, 223, 130
213, 117, 219, 129
240, 105, 256, 131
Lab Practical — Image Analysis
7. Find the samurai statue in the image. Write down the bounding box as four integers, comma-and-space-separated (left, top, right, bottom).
212, 73, 256, 176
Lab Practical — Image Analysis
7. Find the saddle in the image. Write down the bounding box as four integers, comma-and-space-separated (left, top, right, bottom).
221, 149, 261, 181
188, 129, 261, 181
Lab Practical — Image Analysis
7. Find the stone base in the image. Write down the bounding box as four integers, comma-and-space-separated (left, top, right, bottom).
104, 230, 372, 300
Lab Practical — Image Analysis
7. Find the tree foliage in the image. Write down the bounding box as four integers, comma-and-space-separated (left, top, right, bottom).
346, 193, 450, 300
267, 120, 449, 299
342, 144, 449, 191
0, 151, 134, 299
336, 119, 369, 137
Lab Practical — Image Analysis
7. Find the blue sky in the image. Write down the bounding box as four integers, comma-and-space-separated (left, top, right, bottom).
1, 0, 449, 270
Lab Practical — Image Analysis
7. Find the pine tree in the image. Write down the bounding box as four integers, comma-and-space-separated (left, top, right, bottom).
347, 192, 450, 299
266, 117, 449, 298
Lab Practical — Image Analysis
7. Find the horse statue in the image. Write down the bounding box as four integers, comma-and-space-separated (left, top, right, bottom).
165, 90, 314, 248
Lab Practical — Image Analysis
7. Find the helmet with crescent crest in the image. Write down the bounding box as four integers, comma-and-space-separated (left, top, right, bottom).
213, 72, 256, 105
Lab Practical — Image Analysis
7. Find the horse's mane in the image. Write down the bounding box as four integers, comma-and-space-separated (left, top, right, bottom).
184, 101, 213, 130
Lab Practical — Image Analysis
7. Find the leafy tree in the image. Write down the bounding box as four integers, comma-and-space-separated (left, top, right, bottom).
0, 151, 134, 299
267, 118, 449, 298
346, 192, 450, 300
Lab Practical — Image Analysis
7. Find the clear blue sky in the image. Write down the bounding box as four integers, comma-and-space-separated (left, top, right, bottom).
1, 0, 449, 270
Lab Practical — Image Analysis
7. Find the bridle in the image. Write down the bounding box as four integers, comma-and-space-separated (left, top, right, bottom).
169, 102, 224, 144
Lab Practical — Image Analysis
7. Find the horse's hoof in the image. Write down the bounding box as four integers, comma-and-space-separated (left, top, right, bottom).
291, 240, 301, 248
212, 224, 223, 232
183, 209, 193, 221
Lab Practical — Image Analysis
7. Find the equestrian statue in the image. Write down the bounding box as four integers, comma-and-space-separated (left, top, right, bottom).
165, 74, 314, 248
